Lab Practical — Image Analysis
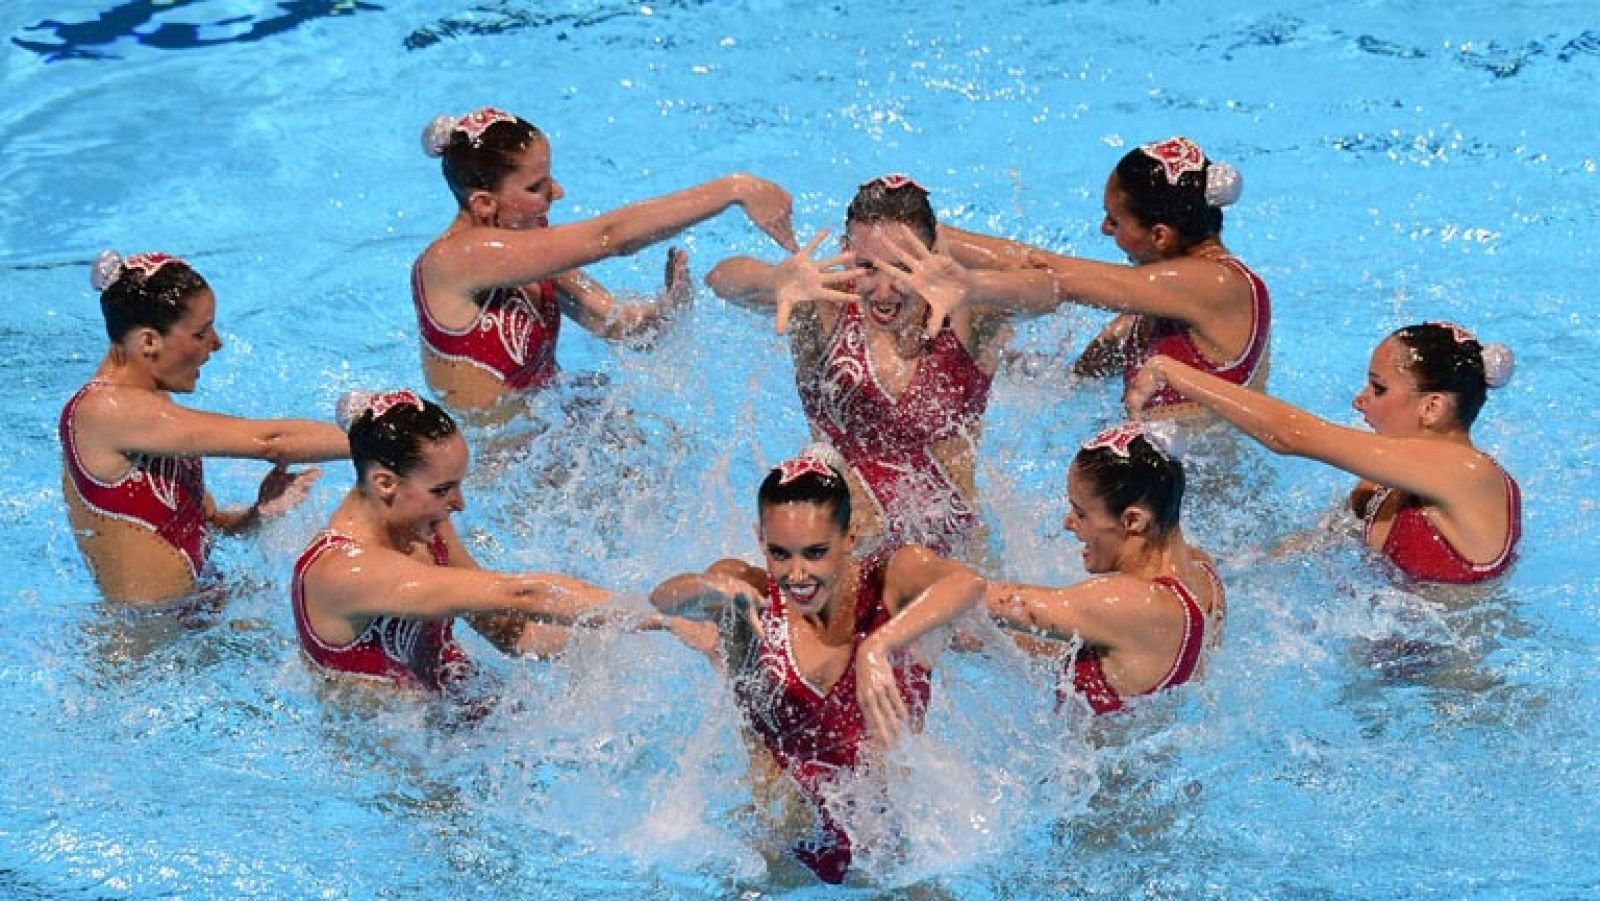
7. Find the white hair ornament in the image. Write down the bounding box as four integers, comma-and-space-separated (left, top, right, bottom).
1426, 320, 1515, 389
422, 107, 519, 157
334, 389, 425, 432
421, 115, 457, 157
1082, 421, 1185, 462
91, 249, 181, 292
91, 250, 124, 292
1204, 161, 1243, 207
1479, 342, 1515, 389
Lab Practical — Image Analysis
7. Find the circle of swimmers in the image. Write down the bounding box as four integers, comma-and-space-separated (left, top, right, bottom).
60, 107, 1521, 883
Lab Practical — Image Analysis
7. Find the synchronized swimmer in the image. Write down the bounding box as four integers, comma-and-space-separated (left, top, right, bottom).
55, 123, 1523, 885
413, 106, 796, 419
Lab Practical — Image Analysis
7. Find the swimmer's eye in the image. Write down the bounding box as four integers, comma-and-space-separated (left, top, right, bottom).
430, 483, 458, 498
802, 546, 830, 561
1370, 381, 1387, 396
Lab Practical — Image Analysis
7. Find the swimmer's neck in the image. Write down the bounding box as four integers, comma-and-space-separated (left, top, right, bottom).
1115, 527, 1192, 582
798, 564, 861, 642
93, 349, 160, 391
1180, 237, 1230, 262
332, 488, 432, 554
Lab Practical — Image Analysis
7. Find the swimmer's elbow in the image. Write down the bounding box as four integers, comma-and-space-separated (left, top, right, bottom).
1257, 431, 1301, 457
596, 222, 649, 258
1254, 411, 1322, 458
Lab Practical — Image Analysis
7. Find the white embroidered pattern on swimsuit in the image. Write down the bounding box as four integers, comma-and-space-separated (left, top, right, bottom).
376, 616, 425, 670
815, 324, 869, 430
130, 453, 194, 512
476, 285, 546, 368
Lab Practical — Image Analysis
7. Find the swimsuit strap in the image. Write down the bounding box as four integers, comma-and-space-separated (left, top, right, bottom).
1148, 573, 1208, 693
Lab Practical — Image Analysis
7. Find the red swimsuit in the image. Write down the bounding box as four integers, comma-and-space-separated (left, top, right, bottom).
1122, 256, 1271, 412
797, 304, 992, 557
412, 258, 562, 393
1061, 563, 1219, 715
734, 558, 932, 884
59, 381, 210, 579
291, 530, 473, 691
1362, 468, 1521, 584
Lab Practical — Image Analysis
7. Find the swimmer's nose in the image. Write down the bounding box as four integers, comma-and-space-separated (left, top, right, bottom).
551, 178, 565, 202
448, 488, 465, 512
862, 272, 896, 300
1100, 216, 1115, 236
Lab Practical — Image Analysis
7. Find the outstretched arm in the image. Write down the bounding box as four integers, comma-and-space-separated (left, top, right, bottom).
1127, 355, 1497, 508
649, 558, 765, 621
938, 224, 1042, 270
984, 576, 1141, 646
81, 389, 347, 465
427, 174, 797, 297
939, 227, 1239, 326
314, 524, 613, 629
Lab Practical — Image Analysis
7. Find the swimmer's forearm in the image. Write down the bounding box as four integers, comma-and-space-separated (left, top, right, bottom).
648, 573, 728, 620
258, 420, 351, 465
1073, 314, 1134, 378
870, 568, 986, 654
968, 268, 1061, 317
209, 503, 259, 535
1145, 357, 1326, 456
504, 573, 613, 623
938, 225, 1036, 270
705, 256, 779, 307
589, 176, 744, 258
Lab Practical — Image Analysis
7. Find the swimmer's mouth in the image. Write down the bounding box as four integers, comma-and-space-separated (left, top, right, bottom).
784, 581, 821, 604
868, 298, 902, 325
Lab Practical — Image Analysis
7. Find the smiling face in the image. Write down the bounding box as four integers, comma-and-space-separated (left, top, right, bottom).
384, 433, 469, 542
1100, 174, 1163, 265
147, 287, 222, 393
844, 221, 929, 334
1064, 463, 1132, 574
759, 500, 852, 619
484, 137, 562, 230
1352, 336, 1428, 437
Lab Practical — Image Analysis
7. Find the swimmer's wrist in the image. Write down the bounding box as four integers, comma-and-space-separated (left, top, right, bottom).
724, 173, 752, 205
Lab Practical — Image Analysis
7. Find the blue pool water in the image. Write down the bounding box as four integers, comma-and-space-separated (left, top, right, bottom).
2, 1, 1598, 896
